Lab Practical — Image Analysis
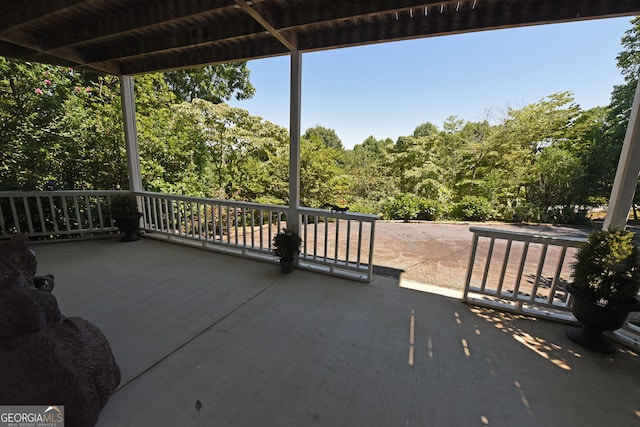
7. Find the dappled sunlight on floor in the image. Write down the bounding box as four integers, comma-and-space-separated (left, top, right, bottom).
470, 306, 580, 371
398, 277, 463, 298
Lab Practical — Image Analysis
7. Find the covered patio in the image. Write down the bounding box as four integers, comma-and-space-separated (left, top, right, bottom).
32, 238, 640, 426
2, 1, 640, 425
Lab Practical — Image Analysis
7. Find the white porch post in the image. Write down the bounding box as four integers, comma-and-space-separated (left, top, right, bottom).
288, 50, 302, 232
604, 78, 640, 230
119, 75, 143, 192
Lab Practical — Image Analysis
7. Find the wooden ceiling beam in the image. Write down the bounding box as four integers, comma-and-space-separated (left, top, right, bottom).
116, 37, 288, 75
0, 0, 88, 32
39, 0, 237, 51
273, 0, 455, 29
235, 0, 296, 50
78, 17, 264, 64
0, 26, 119, 74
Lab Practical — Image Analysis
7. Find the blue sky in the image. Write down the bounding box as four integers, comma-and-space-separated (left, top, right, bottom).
228, 17, 634, 149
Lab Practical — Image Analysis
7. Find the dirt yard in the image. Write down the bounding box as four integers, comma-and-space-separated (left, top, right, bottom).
371, 221, 594, 291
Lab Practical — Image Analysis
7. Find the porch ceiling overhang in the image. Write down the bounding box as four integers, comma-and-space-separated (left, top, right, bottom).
0, 0, 639, 76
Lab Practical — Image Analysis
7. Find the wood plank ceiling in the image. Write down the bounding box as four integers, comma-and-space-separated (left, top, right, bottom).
0, 0, 639, 75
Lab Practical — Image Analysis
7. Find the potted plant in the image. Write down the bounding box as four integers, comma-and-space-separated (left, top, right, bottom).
110, 194, 143, 242
567, 228, 640, 352
272, 228, 302, 273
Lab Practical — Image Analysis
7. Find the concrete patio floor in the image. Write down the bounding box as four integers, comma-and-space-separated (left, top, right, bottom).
32, 238, 640, 427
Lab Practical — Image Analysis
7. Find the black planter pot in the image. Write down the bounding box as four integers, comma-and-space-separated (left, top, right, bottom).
115, 213, 143, 242
280, 259, 295, 273
566, 284, 640, 353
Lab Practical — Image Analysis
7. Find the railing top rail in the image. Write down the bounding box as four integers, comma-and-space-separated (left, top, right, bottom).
136, 191, 379, 220
298, 206, 379, 221
134, 191, 288, 211
469, 226, 587, 247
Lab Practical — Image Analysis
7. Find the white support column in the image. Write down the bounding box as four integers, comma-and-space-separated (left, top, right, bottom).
604, 78, 640, 230
288, 50, 302, 232
119, 75, 142, 192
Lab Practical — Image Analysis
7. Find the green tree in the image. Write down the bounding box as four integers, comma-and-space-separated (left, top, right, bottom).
413, 121, 439, 138
302, 125, 344, 150
163, 64, 255, 103
299, 133, 347, 207
54, 74, 129, 189
0, 59, 71, 190
342, 136, 395, 212
172, 99, 288, 199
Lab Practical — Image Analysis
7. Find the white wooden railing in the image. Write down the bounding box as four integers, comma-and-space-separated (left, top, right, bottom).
136, 191, 377, 281
0, 190, 122, 238
298, 206, 376, 281
463, 226, 640, 350
0, 190, 378, 282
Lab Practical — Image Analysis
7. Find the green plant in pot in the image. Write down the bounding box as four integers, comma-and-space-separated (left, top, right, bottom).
110, 194, 143, 242
567, 228, 640, 353
272, 228, 302, 273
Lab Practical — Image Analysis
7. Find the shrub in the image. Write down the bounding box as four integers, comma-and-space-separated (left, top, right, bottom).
542, 206, 590, 225
383, 193, 422, 222
346, 200, 380, 215
416, 199, 442, 221
452, 195, 494, 221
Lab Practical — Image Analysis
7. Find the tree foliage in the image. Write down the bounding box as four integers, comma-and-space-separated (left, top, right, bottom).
303, 125, 344, 150
163, 64, 255, 103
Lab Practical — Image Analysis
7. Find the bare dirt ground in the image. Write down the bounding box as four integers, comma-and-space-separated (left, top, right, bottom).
371, 221, 594, 291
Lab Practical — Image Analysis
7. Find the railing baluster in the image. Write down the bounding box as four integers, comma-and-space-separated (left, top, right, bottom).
345, 219, 351, 264
357, 221, 363, 267
0, 203, 6, 234
480, 237, 495, 292
218, 204, 223, 243
154, 197, 161, 232
548, 246, 568, 305
530, 244, 549, 301
462, 233, 479, 302
226, 206, 231, 244
36, 196, 46, 233
23, 197, 34, 234
9, 198, 20, 233
75, 195, 84, 231
313, 216, 319, 259
239, 207, 244, 247
512, 241, 530, 299
302, 215, 308, 256
196, 202, 202, 239
177, 200, 184, 236
61, 197, 71, 232
323, 215, 329, 261
250, 208, 254, 248
204, 202, 210, 241
496, 240, 512, 295
86, 196, 94, 230
96, 196, 104, 230
258, 209, 263, 249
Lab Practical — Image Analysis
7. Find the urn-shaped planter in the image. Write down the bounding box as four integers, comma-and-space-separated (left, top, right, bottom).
566, 284, 640, 353
280, 259, 295, 274
115, 213, 143, 242
567, 229, 640, 353
110, 195, 142, 242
